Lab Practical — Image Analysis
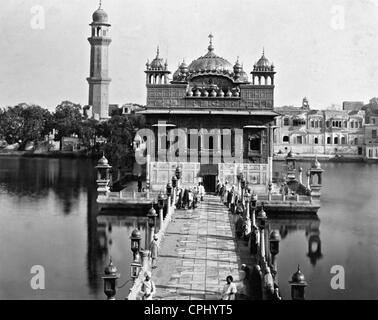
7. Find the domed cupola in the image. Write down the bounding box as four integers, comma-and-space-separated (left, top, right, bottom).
172, 59, 189, 82
148, 47, 167, 71
91, 2, 110, 26
233, 57, 249, 83
253, 49, 274, 72
179, 59, 189, 74
145, 46, 171, 85
187, 34, 234, 79
233, 57, 242, 74
251, 48, 276, 86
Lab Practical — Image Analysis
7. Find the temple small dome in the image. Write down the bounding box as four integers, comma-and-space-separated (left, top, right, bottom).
254, 49, 274, 72
98, 155, 109, 166
236, 70, 249, 82
256, 55, 271, 68
92, 8, 108, 24
173, 60, 189, 81
149, 47, 167, 71
233, 58, 242, 73
179, 60, 188, 73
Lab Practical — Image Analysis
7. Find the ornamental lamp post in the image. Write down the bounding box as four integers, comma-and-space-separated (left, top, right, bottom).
147, 205, 158, 246
102, 259, 120, 300
256, 203, 268, 263
130, 259, 142, 284
269, 230, 281, 256
166, 182, 172, 197
147, 205, 157, 229
175, 165, 183, 180
171, 175, 178, 188
130, 229, 142, 261
256, 203, 267, 230
251, 191, 258, 208
289, 265, 308, 300
158, 192, 165, 209
241, 177, 246, 190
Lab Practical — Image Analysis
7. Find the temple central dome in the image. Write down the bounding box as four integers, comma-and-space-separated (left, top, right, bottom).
187, 34, 234, 75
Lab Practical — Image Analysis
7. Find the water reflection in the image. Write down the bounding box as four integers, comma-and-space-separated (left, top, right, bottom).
268, 214, 322, 266
0, 157, 96, 215
0, 156, 152, 299
86, 205, 152, 296
2, 157, 378, 299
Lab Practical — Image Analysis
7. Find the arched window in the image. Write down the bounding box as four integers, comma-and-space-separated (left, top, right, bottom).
283, 136, 289, 143
283, 118, 290, 126
341, 137, 346, 144
327, 137, 331, 144
334, 137, 339, 144
314, 137, 319, 144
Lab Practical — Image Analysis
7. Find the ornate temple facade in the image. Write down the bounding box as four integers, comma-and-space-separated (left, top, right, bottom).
137, 35, 278, 192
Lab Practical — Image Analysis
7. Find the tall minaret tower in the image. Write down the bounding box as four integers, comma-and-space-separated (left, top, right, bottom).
87, 1, 111, 120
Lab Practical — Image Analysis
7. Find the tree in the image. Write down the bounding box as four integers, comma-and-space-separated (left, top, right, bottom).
0, 103, 53, 150
53, 101, 83, 144
99, 114, 145, 179
79, 118, 99, 152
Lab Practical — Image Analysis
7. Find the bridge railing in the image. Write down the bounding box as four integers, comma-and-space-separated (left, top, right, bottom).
106, 191, 161, 200
233, 190, 312, 204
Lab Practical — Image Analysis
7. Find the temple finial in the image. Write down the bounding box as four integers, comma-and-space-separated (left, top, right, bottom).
99, 0, 102, 9
208, 33, 214, 51
156, 45, 160, 57
262, 47, 265, 56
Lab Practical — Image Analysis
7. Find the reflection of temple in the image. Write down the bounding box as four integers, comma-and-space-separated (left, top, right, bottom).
268, 215, 323, 266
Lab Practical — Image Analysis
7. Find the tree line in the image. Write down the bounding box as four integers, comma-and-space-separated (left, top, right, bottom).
0, 101, 145, 171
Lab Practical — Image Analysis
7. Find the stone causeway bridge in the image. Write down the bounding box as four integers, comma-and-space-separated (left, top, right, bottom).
96, 154, 321, 300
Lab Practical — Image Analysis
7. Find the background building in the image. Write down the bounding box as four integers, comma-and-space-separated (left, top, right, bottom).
274, 98, 365, 157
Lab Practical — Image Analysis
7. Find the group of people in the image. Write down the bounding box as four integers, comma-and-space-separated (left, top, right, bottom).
140, 270, 249, 300
175, 182, 205, 209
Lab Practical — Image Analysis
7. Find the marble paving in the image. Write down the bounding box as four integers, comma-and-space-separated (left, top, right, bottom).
153, 195, 248, 300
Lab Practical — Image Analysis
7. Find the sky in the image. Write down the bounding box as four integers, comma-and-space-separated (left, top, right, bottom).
1, 0, 378, 111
